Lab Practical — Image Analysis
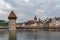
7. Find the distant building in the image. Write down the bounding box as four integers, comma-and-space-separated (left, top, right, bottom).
16, 16, 45, 28
49, 17, 60, 28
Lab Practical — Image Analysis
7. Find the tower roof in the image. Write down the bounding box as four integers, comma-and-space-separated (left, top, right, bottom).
8, 10, 17, 19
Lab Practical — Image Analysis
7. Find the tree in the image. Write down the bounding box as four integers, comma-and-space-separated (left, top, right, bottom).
44, 19, 49, 28
0, 20, 9, 26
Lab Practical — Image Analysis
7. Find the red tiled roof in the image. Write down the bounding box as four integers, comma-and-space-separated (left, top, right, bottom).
55, 17, 60, 20
8, 10, 17, 18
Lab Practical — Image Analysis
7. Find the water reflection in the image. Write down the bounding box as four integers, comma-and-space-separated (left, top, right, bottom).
9, 30, 16, 40
16, 29, 60, 40
0, 29, 60, 40
0, 29, 9, 40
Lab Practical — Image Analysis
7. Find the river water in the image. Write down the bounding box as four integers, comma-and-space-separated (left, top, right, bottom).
0, 29, 60, 40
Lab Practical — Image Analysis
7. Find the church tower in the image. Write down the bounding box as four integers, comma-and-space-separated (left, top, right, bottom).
39, 18, 40, 22
34, 16, 37, 22
8, 10, 17, 30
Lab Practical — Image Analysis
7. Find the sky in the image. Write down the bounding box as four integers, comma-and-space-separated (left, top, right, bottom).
0, 0, 60, 23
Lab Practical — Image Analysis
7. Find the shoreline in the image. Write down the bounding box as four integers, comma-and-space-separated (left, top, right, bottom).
0, 28, 60, 31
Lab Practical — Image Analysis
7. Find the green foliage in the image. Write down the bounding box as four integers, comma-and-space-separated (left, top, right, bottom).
0, 20, 9, 26
44, 20, 49, 27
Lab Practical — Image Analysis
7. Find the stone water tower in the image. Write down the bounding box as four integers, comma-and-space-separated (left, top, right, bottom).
8, 10, 17, 30
8, 10, 17, 40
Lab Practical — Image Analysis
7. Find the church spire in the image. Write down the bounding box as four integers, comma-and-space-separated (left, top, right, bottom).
34, 16, 37, 22
39, 18, 40, 21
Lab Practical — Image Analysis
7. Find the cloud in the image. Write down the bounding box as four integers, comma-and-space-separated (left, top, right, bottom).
24, 0, 30, 3
0, 0, 60, 22
0, 0, 13, 21
0, 0, 13, 10
0, 10, 7, 15
35, 9, 45, 17
35, 9, 45, 14
54, 4, 60, 9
